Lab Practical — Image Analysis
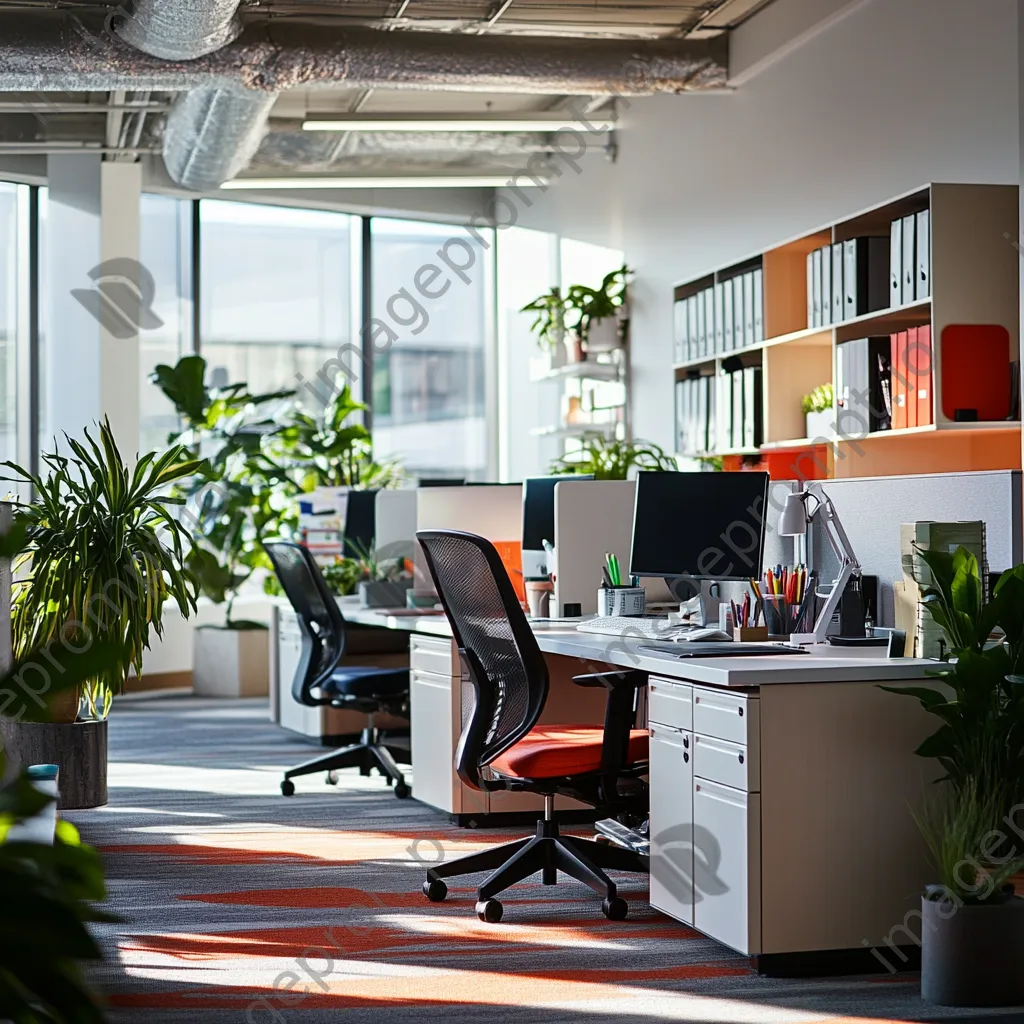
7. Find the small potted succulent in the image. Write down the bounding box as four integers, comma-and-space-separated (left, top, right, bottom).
354, 548, 414, 609
801, 383, 834, 441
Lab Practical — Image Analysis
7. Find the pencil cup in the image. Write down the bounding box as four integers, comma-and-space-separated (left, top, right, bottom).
525, 579, 553, 619
598, 587, 646, 617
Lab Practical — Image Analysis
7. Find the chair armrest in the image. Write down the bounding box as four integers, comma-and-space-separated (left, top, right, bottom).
572, 670, 646, 690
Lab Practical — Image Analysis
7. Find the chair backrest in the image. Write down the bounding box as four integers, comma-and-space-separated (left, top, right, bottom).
416, 529, 548, 787
264, 541, 347, 706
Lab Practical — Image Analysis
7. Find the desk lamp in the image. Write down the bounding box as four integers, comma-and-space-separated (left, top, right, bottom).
778, 483, 861, 645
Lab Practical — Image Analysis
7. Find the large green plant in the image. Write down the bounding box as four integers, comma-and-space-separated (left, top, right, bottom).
151, 355, 296, 623
2, 420, 201, 718
883, 546, 1024, 896
269, 385, 405, 492
551, 437, 677, 481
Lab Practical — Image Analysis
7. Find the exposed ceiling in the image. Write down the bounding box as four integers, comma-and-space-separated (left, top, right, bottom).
0, 0, 774, 190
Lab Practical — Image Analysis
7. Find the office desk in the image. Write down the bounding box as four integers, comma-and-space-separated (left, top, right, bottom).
342, 602, 941, 968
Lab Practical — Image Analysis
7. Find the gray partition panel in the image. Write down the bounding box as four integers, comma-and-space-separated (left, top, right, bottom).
811, 471, 1022, 627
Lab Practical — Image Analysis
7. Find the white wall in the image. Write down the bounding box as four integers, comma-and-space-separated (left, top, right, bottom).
504, 0, 1020, 451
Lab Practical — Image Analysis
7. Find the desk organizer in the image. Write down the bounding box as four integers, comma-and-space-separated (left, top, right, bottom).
598, 587, 646, 617
733, 626, 770, 642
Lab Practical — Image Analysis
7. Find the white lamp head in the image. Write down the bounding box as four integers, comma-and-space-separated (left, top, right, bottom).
779, 491, 809, 537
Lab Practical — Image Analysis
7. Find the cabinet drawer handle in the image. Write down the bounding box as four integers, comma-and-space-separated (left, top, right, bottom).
683, 752, 689, 763
683, 736, 689, 749
738, 707, 744, 717
738, 753, 745, 764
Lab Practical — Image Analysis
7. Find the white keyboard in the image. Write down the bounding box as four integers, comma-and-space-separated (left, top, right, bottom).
576, 616, 732, 642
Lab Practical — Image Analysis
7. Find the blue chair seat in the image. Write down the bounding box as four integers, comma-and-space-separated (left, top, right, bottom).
322, 666, 409, 700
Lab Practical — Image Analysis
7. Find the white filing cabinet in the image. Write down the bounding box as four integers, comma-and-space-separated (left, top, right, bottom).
648, 676, 761, 955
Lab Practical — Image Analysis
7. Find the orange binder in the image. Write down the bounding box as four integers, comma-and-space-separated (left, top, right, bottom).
916, 325, 933, 426
891, 331, 908, 430
905, 327, 919, 429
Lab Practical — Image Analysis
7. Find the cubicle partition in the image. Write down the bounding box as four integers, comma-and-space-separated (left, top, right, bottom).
811, 470, 1022, 626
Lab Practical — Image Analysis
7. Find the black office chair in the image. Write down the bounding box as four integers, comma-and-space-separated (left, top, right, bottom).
416, 529, 649, 922
265, 541, 411, 798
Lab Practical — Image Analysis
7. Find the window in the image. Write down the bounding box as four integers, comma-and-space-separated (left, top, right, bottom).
370, 217, 493, 479
139, 194, 193, 454
199, 201, 359, 409
0, 184, 20, 465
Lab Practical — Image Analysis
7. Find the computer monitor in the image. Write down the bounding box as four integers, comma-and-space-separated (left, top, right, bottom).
343, 489, 378, 558
629, 471, 770, 582
521, 475, 593, 579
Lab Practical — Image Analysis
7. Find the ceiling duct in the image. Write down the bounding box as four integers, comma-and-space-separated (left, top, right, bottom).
0, 11, 728, 190
114, 0, 242, 61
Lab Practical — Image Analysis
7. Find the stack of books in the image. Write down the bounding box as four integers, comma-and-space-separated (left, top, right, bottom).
894, 521, 987, 658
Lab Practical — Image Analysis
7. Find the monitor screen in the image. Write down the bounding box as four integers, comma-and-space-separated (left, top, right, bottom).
521, 475, 592, 578
629, 471, 770, 581
343, 489, 378, 558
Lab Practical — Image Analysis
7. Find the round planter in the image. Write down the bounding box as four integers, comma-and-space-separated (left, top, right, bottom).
0, 718, 108, 809
585, 316, 622, 352
921, 894, 1024, 1006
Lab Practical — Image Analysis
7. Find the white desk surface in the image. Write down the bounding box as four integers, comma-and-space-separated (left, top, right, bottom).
341, 601, 936, 688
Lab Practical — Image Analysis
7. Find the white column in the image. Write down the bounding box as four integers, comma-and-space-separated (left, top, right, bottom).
45, 157, 141, 461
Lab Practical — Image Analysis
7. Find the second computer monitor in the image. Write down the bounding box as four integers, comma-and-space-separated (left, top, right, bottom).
522, 475, 592, 579
629, 471, 770, 582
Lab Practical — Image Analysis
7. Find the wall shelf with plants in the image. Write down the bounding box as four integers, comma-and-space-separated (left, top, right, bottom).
672, 183, 1021, 480
522, 266, 632, 447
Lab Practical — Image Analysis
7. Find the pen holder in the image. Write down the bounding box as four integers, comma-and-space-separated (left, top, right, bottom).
598, 587, 646, 617
733, 626, 770, 642
525, 579, 553, 619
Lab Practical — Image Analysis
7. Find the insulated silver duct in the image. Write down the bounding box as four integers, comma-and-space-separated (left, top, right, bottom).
163, 83, 276, 191
115, 0, 242, 61
0, 11, 727, 189
0, 14, 728, 95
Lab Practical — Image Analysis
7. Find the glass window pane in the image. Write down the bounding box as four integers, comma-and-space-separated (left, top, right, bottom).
370, 218, 492, 479
139, 194, 193, 454
0, 183, 18, 464
199, 200, 356, 409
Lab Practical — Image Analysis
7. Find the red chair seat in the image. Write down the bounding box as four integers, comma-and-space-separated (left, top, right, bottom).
489, 725, 649, 779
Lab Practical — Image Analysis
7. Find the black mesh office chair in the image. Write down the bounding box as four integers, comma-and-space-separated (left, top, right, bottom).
265, 541, 411, 798
416, 529, 649, 922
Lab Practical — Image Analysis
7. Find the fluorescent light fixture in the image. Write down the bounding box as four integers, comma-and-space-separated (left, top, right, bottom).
220, 176, 544, 190
301, 117, 612, 133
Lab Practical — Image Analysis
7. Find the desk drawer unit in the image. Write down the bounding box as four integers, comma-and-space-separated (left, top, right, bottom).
648, 678, 693, 731
693, 688, 758, 746
648, 723, 694, 925
409, 634, 453, 677
693, 733, 759, 792
693, 778, 761, 955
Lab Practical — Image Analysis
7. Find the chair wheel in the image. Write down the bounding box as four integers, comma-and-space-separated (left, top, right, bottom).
280, 780, 295, 797
476, 899, 503, 923
602, 897, 628, 921
394, 782, 411, 799
423, 879, 447, 902
325, 772, 338, 785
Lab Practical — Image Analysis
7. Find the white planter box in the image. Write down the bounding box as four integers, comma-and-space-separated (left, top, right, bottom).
804, 410, 834, 442
193, 625, 270, 698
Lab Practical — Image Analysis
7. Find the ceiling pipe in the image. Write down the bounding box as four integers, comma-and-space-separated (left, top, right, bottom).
0, 11, 728, 189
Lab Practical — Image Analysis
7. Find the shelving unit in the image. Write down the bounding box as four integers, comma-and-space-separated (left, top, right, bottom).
531, 344, 630, 449
673, 183, 1021, 479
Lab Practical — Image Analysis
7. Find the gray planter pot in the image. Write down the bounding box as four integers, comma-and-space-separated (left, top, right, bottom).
921, 894, 1024, 1006
358, 579, 414, 609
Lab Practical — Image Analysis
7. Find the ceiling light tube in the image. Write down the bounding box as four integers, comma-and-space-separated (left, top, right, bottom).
220, 176, 545, 190
301, 117, 612, 133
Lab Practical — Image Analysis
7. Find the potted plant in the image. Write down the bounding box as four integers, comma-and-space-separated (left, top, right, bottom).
520, 287, 569, 370
565, 265, 631, 355
882, 546, 1024, 1006
802, 383, 834, 440
151, 355, 294, 699
352, 549, 414, 609
0, 420, 200, 807
551, 437, 677, 480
